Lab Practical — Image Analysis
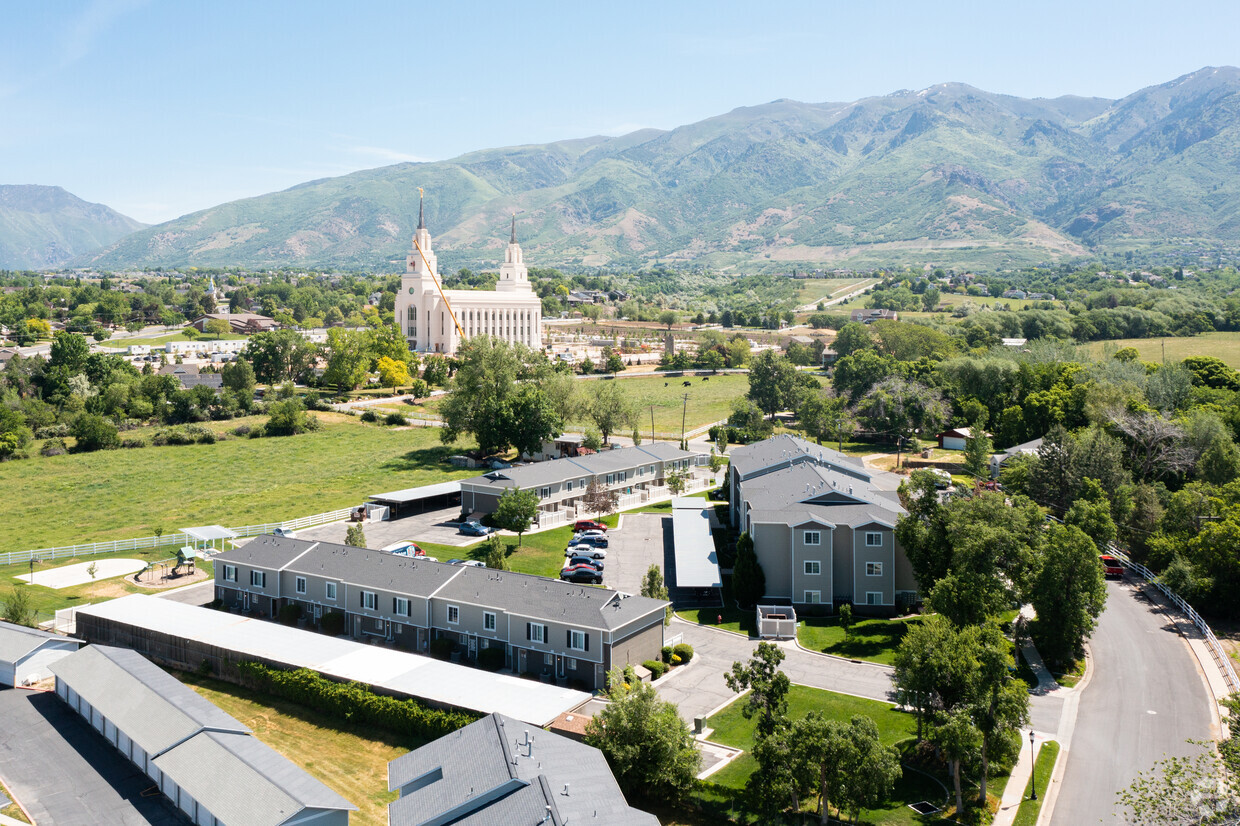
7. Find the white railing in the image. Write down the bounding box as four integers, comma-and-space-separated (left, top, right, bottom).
0, 506, 360, 567
537, 510, 571, 529
1110, 546, 1240, 695
616, 492, 643, 510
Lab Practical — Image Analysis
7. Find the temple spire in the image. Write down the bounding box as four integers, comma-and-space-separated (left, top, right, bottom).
417, 187, 425, 230
510, 214, 516, 244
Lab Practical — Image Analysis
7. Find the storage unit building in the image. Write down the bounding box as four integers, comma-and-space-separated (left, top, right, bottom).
0, 620, 82, 687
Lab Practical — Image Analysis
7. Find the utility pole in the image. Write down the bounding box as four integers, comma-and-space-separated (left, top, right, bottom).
681, 393, 690, 449
650, 405, 656, 444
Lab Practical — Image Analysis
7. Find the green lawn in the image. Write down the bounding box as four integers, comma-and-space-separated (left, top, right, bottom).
795, 278, 877, 307
0, 776, 30, 823
1, 552, 215, 618
0, 417, 478, 553
677, 577, 755, 637
1012, 741, 1060, 826
101, 329, 248, 349
797, 615, 927, 666
418, 514, 621, 579
1083, 331, 1240, 369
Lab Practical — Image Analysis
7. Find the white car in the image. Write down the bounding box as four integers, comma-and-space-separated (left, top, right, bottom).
571, 530, 606, 543
566, 545, 607, 560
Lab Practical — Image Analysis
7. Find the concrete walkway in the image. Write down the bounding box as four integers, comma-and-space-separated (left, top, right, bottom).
993, 732, 1056, 826
1018, 605, 1061, 692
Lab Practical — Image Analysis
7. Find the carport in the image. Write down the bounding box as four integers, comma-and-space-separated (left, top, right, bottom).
369, 481, 462, 517
671, 497, 722, 604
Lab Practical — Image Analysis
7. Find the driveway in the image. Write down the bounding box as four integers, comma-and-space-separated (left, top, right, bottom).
0, 689, 183, 825
296, 506, 479, 549
602, 513, 669, 594
1050, 580, 1214, 825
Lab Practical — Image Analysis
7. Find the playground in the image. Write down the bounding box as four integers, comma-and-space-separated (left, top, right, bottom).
130, 550, 208, 590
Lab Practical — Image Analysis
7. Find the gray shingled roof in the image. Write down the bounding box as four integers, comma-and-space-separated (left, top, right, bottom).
461, 443, 699, 492
388, 712, 657, 826
153, 731, 356, 826
0, 621, 79, 663
739, 463, 905, 528
728, 433, 867, 481
48, 645, 249, 756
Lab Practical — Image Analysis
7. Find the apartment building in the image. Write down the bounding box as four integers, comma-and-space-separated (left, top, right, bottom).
213, 535, 668, 691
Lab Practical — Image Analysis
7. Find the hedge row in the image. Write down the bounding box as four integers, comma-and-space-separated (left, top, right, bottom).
235, 662, 478, 740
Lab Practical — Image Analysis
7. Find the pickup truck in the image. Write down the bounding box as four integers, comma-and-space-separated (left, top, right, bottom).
1099, 554, 1124, 579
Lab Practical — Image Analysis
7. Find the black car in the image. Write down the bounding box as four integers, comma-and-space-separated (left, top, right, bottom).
560, 566, 603, 584
573, 534, 609, 548
566, 555, 604, 571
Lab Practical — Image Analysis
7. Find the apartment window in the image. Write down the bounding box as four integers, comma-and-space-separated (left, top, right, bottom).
250, 570, 266, 588
394, 597, 409, 617
447, 605, 459, 624
222, 565, 236, 583
866, 562, 884, 577
527, 622, 547, 643
638, 466, 645, 477
544, 653, 555, 666
804, 531, 821, 546
484, 612, 496, 631
865, 532, 883, 547
606, 473, 614, 485
568, 630, 589, 651
325, 581, 337, 601
866, 592, 882, 606
804, 560, 821, 575
539, 487, 551, 499
566, 481, 574, 492
361, 591, 377, 610
295, 576, 306, 594
804, 591, 821, 604
567, 657, 577, 670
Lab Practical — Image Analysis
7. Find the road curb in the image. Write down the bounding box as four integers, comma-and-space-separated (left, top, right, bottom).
790, 635, 896, 673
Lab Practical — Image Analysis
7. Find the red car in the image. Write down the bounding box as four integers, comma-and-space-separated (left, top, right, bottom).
1099, 555, 1124, 579
573, 520, 607, 533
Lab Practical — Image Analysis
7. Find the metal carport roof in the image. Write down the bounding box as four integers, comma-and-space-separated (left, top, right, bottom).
369, 481, 461, 505
671, 497, 722, 589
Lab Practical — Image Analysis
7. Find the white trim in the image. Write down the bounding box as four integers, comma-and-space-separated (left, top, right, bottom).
325, 581, 337, 601
483, 611, 496, 631
804, 560, 821, 576
865, 531, 883, 547
865, 591, 883, 606
804, 530, 821, 546
803, 590, 821, 604
447, 604, 460, 625
866, 561, 883, 577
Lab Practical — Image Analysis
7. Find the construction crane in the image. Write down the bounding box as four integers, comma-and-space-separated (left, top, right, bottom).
409, 187, 466, 341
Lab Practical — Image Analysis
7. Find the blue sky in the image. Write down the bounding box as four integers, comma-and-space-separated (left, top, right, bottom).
2, 0, 1238, 224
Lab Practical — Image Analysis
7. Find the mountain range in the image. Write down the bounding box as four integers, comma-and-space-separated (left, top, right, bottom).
46, 67, 1240, 271
0, 186, 146, 270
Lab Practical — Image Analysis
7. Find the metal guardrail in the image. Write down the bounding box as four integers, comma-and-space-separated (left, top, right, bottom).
0, 506, 359, 567
1109, 546, 1240, 695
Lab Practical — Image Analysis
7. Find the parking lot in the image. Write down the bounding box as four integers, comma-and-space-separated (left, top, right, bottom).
296, 505, 480, 549
601, 513, 673, 595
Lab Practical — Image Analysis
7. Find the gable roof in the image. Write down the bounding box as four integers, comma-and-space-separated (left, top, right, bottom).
48, 645, 249, 756
728, 434, 867, 482
738, 461, 905, 529
0, 621, 80, 663
388, 712, 657, 826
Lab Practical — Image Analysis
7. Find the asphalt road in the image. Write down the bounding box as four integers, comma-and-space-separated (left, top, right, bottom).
601, 513, 667, 595
1051, 580, 1214, 825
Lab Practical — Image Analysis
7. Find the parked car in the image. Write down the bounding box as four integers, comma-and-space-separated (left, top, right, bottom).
928, 468, 953, 488
447, 559, 486, 567
458, 520, 494, 537
572, 534, 609, 549
565, 545, 607, 560
272, 527, 297, 538
382, 540, 426, 557
572, 520, 608, 533
1099, 555, 1124, 579
560, 566, 603, 585
571, 529, 606, 543
565, 555, 604, 571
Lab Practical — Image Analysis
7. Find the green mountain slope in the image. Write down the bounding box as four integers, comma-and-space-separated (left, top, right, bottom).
81, 67, 1240, 271
0, 185, 147, 269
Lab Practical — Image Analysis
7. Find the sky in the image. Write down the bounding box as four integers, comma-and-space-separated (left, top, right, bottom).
2, 0, 1238, 225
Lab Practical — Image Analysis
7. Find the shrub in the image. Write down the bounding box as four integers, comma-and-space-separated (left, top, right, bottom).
320, 611, 345, 636
71, 414, 120, 452
232, 424, 252, 437
429, 637, 456, 660
35, 424, 70, 440
121, 437, 147, 449
40, 438, 68, 457
661, 645, 674, 664
360, 409, 379, 423
385, 412, 408, 426
236, 662, 477, 741
277, 603, 302, 625
643, 660, 668, 679
672, 643, 694, 664
476, 646, 506, 671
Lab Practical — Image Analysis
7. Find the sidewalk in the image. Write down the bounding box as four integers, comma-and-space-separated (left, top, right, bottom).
993, 732, 1055, 826
1018, 605, 1060, 693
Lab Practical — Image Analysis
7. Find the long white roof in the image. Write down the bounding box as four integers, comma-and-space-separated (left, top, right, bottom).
78, 595, 589, 727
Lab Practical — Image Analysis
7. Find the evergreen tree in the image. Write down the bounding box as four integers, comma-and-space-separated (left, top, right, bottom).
732, 532, 766, 609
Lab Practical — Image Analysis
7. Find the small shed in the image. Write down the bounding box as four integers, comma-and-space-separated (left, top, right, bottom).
0, 620, 82, 687
936, 427, 989, 451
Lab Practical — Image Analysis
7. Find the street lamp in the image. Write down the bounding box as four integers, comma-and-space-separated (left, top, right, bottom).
1028, 729, 1037, 800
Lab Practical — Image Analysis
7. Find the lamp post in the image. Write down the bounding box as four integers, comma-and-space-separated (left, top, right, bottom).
1028, 729, 1037, 800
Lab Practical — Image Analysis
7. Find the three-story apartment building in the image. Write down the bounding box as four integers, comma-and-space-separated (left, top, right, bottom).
213, 535, 668, 690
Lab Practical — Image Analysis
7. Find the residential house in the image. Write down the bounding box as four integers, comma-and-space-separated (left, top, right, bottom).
188, 312, 279, 335
727, 435, 917, 613
460, 443, 706, 525
158, 362, 224, 391
849, 308, 898, 324
387, 712, 657, 826
990, 437, 1044, 479
936, 427, 989, 451
212, 535, 669, 691
1001, 289, 1028, 300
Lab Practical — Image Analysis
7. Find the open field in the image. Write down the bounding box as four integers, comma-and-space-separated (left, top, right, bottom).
179, 672, 417, 826
0, 418, 478, 552
1083, 331, 1240, 368
795, 278, 876, 307
99, 329, 248, 349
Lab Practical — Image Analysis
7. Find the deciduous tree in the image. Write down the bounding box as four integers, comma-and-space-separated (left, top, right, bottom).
725, 641, 791, 741
493, 488, 539, 545
1032, 523, 1107, 667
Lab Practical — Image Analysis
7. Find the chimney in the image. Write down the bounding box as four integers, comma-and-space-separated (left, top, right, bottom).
562, 783, 570, 796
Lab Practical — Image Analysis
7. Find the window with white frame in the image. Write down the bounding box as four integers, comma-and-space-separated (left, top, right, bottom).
865, 531, 883, 547
567, 657, 577, 670
539, 487, 550, 499
484, 612, 496, 631
250, 570, 266, 588
447, 605, 459, 624
866, 591, 882, 605
295, 576, 306, 594
804, 560, 821, 575
325, 581, 337, 600
566, 481, 574, 492
528, 623, 546, 643
569, 630, 587, 651
394, 597, 409, 617
866, 562, 883, 577
804, 531, 821, 546
362, 591, 377, 610
222, 565, 236, 582
638, 466, 645, 477
605, 473, 614, 485
544, 652, 554, 666
804, 591, 821, 604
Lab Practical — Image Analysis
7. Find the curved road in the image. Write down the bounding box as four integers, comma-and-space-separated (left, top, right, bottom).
1051, 580, 1215, 824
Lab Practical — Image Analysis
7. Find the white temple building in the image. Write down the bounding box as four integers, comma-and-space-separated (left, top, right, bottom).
395, 196, 543, 356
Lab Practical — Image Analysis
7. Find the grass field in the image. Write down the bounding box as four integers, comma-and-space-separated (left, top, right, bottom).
1083, 331, 1240, 368
178, 672, 417, 826
795, 278, 876, 307
0, 417, 478, 553
0, 776, 30, 823
797, 615, 927, 665
1012, 741, 1059, 826
101, 329, 248, 349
